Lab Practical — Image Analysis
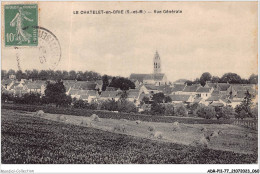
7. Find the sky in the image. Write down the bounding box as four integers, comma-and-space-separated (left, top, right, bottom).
1, 2, 258, 82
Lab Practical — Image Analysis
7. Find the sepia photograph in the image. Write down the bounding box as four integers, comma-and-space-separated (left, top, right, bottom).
1, 1, 259, 173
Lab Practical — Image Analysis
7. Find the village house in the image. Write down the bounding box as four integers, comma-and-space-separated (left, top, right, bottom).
196, 86, 213, 99
99, 91, 120, 101
202, 96, 226, 107
180, 84, 200, 96
139, 84, 160, 95
171, 84, 186, 95
169, 94, 194, 104
79, 90, 98, 103
126, 89, 140, 104
26, 81, 46, 95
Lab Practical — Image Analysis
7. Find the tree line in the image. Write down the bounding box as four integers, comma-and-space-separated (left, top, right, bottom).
1, 69, 103, 81
185, 72, 258, 86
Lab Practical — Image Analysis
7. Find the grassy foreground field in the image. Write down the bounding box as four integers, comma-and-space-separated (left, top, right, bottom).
1, 109, 257, 164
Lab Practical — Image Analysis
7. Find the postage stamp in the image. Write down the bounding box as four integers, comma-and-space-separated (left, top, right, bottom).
4, 4, 38, 46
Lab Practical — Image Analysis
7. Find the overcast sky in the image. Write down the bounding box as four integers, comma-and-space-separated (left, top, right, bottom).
2, 2, 258, 81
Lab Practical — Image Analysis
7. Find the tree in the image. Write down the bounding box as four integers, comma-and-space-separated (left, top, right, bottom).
30, 69, 39, 80
200, 72, 212, 86
117, 100, 137, 113
249, 74, 258, 84
38, 70, 48, 80
69, 70, 77, 80
54, 70, 63, 80
220, 73, 242, 84
165, 96, 172, 103
109, 77, 135, 90
215, 106, 234, 120
100, 99, 118, 111
44, 80, 71, 107
164, 104, 174, 116
235, 90, 253, 119
76, 71, 84, 81
151, 102, 165, 115
16, 70, 26, 81
174, 103, 188, 117
102, 75, 109, 91
7, 69, 16, 77
62, 71, 69, 80
196, 105, 216, 119
1, 70, 7, 79
185, 80, 193, 86
211, 76, 220, 83
152, 92, 165, 103
141, 96, 150, 105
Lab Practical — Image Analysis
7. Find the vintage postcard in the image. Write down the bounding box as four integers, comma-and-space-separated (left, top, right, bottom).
1, 1, 259, 174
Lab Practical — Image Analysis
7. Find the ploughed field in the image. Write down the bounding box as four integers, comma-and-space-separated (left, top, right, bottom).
1, 109, 258, 164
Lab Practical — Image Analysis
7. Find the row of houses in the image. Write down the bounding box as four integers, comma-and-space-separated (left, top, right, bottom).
1, 78, 258, 109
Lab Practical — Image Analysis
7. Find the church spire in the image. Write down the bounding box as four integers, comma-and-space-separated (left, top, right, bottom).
153, 50, 161, 74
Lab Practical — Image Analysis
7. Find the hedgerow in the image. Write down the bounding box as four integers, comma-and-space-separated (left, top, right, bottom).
2, 104, 235, 124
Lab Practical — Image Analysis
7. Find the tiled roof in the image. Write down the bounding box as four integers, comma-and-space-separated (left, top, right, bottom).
206, 96, 220, 101
87, 90, 97, 96
211, 89, 220, 96
106, 87, 117, 91
205, 82, 218, 89
210, 102, 224, 107
193, 97, 202, 103
26, 82, 44, 89
130, 73, 165, 82
143, 73, 165, 81
231, 84, 256, 93
171, 84, 186, 92
235, 91, 246, 98
169, 94, 191, 102
127, 91, 139, 98
100, 91, 119, 98
196, 87, 212, 93
144, 84, 159, 90
183, 85, 200, 92
130, 74, 150, 83
80, 95, 89, 100
69, 89, 79, 95
217, 83, 230, 91
1, 79, 14, 86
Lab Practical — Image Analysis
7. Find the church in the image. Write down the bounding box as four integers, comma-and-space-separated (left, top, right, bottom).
129, 51, 168, 86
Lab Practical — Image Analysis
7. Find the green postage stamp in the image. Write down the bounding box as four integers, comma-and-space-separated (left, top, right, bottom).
4, 4, 38, 46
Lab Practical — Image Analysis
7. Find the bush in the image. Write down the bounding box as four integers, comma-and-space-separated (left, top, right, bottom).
1, 93, 14, 102
187, 103, 199, 115
117, 100, 137, 113
196, 105, 216, 119
100, 99, 118, 111
73, 99, 88, 109
151, 102, 165, 115
235, 105, 251, 119
215, 106, 234, 120
88, 101, 98, 110
174, 104, 188, 117
164, 104, 174, 116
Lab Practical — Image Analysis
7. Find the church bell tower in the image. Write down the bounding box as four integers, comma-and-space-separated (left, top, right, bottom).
153, 51, 161, 74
